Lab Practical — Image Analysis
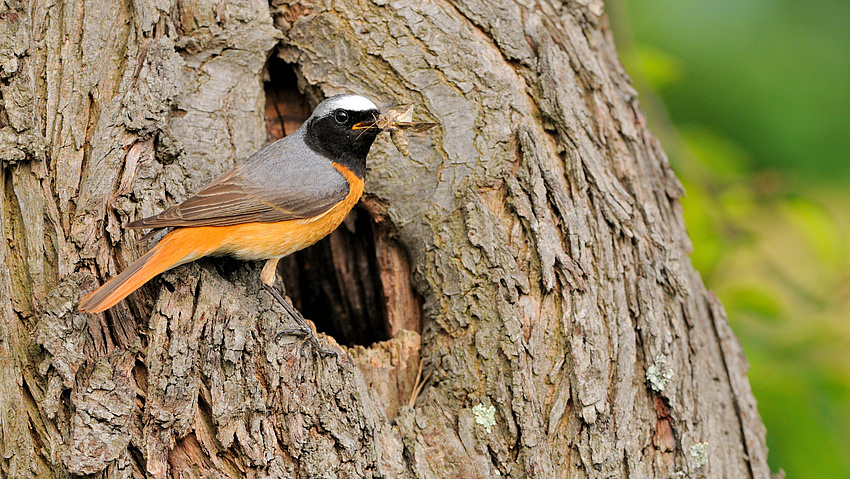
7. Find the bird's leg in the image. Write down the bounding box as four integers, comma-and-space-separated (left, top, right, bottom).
260, 258, 310, 339
261, 258, 337, 357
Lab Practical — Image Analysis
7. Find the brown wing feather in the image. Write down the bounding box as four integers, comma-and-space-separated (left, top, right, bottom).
128, 137, 350, 229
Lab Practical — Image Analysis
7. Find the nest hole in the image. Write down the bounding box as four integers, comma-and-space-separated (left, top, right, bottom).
263, 56, 422, 347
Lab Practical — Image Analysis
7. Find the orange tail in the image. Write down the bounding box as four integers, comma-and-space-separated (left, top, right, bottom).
79, 232, 199, 313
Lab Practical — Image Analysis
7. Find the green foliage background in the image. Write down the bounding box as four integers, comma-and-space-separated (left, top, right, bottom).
609, 0, 850, 477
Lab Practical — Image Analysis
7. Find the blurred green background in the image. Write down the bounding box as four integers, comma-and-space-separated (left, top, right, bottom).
608, 0, 850, 477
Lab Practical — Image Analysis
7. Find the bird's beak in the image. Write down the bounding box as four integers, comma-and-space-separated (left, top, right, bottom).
352, 121, 378, 130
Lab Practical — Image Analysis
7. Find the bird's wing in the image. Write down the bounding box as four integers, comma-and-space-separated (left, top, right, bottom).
128, 139, 350, 229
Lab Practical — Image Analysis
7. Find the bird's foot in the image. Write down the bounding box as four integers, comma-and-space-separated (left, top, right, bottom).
262, 283, 338, 358
274, 327, 338, 358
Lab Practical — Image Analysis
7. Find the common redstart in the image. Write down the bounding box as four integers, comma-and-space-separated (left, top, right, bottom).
79, 94, 383, 355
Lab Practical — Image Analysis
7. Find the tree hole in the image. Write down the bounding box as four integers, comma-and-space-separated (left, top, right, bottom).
263, 55, 423, 347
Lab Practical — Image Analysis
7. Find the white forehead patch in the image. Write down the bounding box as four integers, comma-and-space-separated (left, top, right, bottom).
313, 94, 378, 118
332, 94, 377, 111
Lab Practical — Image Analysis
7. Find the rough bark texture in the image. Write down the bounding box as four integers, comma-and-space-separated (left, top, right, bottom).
0, 0, 773, 478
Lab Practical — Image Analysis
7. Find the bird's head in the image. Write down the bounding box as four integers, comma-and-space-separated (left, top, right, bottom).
303, 94, 382, 177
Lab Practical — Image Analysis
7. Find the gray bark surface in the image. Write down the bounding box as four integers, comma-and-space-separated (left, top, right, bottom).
0, 0, 772, 477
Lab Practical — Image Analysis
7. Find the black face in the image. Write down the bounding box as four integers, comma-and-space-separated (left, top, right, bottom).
304, 107, 381, 179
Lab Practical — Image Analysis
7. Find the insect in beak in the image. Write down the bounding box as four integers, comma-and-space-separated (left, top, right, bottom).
353, 104, 438, 156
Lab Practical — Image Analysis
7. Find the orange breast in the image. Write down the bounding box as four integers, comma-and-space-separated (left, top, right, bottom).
165, 163, 365, 263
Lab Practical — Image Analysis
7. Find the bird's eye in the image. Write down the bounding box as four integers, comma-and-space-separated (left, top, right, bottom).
334, 110, 349, 124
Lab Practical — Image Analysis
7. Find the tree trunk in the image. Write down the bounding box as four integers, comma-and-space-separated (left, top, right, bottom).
0, 0, 774, 477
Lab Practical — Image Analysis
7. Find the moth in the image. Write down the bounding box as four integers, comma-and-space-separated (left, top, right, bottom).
354, 104, 437, 157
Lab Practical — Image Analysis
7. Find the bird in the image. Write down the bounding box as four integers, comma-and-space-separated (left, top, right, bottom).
78, 94, 383, 355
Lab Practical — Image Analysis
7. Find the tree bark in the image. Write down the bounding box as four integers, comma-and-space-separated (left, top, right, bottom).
0, 0, 773, 478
